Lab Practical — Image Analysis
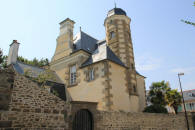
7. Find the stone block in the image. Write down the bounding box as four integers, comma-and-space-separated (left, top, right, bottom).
0, 121, 12, 128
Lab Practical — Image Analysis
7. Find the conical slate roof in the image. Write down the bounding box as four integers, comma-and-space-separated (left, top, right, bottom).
107, 8, 126, 17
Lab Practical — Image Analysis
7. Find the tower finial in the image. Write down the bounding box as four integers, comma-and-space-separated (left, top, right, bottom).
114, 1, 117, 8
80, 26, 82, 32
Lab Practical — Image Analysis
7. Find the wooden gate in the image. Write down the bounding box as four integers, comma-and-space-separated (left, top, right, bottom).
72, 109, 93, 130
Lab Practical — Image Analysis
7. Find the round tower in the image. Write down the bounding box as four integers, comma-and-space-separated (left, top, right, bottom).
104, 8, 138, 96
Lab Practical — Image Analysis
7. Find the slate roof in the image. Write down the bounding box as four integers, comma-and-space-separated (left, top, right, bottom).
81, 40, 126, 68
13, 61, 63, 83
73, 31, 98, 53
107, 8, 127, 17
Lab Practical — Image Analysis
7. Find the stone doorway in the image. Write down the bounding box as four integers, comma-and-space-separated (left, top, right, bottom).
72, 109, 93, 130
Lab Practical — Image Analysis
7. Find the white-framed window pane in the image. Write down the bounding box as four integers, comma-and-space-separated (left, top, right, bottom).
70, 65, 76, 84
89, 69, 94, 81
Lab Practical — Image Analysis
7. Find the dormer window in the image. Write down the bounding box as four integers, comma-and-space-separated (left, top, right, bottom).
70, 65, 76, 85
109, 31, 115, 40
89, 68, 94, 81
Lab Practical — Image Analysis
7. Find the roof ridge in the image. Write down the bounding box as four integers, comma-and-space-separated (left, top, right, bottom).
16, 61, 45, 70
80, 31, 98, 41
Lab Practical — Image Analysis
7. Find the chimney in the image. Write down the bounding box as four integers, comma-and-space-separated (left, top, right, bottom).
7, 40, 20, 65
59, 18, 75, 49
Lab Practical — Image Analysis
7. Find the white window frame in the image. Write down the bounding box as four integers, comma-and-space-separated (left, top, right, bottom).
89, 68, 94, 81
70, 65, 76, 85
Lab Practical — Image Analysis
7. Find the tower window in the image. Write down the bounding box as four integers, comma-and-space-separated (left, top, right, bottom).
131, 64, 135, 69
109, 31, 115, 40
133, 85, 137, 93
109, 20, 113, 24
70, 65, 76, 84
126, 31, 130, 40
89, 68, 94, 81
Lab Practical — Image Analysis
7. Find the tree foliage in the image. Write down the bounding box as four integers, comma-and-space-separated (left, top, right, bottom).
143, 104, 168, 113
166, 89, 182, 114
0, 49, 7, 69
149, 81, 170, 106
17, 56, 49, 67
23, 69, 56, 84
181, 2, 195, 26
0, 48, 49, 69
0, 49, 3, 64
144, 81, 182, 114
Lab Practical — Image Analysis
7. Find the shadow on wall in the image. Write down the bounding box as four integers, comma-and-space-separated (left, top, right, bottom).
0, 67, 14, 110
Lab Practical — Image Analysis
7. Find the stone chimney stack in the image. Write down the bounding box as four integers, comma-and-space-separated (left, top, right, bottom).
7, 40, 20, 65
52, 18, 75, 61
59, 18, 75, 49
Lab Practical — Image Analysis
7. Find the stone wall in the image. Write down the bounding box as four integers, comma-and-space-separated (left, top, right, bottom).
0, 67, 70, 130
96, 111, 194, 130
0, 67, 14, 110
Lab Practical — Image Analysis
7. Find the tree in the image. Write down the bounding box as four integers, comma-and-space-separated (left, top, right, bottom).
149, 81, 170, 106
144, 81, 182, 114
0, 49, 3, 64
181, 2, 195, 26
166, 89, 182, 114
23, 69, 56, 84
143, 104, 168, 113
17, 56, 49, 67
0, 49, 7, 69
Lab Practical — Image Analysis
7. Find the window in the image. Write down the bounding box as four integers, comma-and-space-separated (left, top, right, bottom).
133, 85, 137, 93
109, 20, 113, 24
126, 31, 130, 40
89, 69, 94, 81
70, 65, 76, 85
131, 64, 135, 69
188, 93, 195, 97
109, 31, 115, 40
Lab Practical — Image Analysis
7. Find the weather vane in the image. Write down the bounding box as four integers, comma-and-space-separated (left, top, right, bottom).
114, 1, 117, 8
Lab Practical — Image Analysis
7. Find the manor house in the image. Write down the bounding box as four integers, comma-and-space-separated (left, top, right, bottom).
7, 7, 146, 112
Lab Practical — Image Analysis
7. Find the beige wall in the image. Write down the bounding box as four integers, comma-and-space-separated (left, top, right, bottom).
136, 74, 146, 112
52, 53, 146, 112
67, 62, 107, 111
109, 62, 131, 112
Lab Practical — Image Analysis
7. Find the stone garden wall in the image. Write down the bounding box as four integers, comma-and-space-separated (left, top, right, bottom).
0, 67, 14, 110
0, 67, 70, 130
96, 111, 194, 130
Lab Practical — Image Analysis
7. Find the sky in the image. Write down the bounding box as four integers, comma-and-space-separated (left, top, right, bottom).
0, 0, 195, 90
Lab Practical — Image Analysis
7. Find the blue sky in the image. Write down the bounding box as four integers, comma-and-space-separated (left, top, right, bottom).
0, 0, 194, 90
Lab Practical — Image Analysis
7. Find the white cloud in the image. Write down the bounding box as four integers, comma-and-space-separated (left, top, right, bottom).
171, 67, 195, 74
135, 55, 163, 71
